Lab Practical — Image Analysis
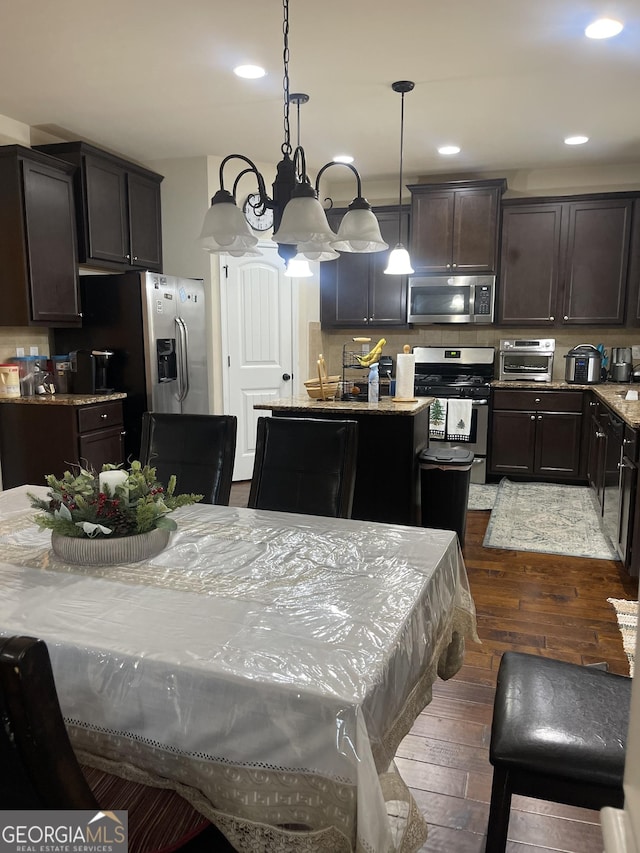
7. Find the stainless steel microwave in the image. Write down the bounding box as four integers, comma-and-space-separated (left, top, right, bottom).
408, 275, 495, 324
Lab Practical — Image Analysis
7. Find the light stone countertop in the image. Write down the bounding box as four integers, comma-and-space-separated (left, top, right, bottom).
491, 380, 640, 428
254, 395, 433, 416
0, 392, 126, 406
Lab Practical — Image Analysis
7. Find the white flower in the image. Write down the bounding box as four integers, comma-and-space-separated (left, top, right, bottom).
75, 521, 113, 537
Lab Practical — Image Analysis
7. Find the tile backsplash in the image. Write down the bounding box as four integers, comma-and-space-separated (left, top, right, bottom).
0, 328, 51, 363
315, 324, 640, 384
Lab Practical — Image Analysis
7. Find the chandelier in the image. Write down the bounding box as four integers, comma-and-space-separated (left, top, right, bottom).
197, 0, 388, 268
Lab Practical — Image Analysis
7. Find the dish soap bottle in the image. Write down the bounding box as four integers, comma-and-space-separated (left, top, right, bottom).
368, 361, 379, 403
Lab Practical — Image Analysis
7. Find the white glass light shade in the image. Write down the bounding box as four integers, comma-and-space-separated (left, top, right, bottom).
331, 208, 389, 253
272, 196, 337, 245
384, 244, 414, 275
198, 200, 259, 254
285, 255, 313, 277
297, 241, 339, 261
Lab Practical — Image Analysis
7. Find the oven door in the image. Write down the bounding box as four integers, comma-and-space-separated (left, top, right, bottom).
429, 399, 489, 483
499, 351, 553, 381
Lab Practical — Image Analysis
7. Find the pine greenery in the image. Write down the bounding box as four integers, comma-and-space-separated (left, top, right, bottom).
28, 460, 202, 539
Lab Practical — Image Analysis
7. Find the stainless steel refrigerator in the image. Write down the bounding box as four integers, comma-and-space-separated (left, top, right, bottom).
53, 271, 210, 460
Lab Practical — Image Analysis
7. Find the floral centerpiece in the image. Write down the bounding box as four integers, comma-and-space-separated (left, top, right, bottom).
28, 461, 203, 565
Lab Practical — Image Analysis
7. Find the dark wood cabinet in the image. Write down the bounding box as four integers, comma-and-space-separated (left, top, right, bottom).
408, 179, 506, 274
320, 206, 409, 327
35, 142, 163, 272
498, 194, 634, 326
0, 145, 80, 327
490, 389, 583, 479
0, 399, 125, 489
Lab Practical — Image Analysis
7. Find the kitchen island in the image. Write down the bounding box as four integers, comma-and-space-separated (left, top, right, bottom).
253, 396, 432, 526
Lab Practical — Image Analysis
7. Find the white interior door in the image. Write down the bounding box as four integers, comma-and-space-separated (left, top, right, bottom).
221, 247, 294, 480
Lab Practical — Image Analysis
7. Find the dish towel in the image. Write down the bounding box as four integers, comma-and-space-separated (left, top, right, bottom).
429, 398, 448, 439
446, 399, 473, 441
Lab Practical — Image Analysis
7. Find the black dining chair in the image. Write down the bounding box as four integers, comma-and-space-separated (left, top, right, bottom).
0, 634, 236, 852
140, 412, 237, 505
248, 416, 358, 518
485, 651, 631, 853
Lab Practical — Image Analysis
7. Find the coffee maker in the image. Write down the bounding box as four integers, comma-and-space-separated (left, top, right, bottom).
94, 349, 114, 392
70, 349, 114, 393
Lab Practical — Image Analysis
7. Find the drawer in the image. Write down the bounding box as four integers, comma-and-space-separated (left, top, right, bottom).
77, 401, 124, 433
492, 389, 583, 413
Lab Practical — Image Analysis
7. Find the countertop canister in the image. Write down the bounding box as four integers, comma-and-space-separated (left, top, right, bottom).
0, 364, 20, 398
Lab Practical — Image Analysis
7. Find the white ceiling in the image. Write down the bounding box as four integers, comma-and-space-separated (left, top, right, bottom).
1, 0, 639, 184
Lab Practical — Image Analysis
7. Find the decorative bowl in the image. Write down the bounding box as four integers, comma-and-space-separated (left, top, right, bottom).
51, 528, 170, 566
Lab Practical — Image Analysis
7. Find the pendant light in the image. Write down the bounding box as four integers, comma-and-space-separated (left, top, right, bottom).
384, 80, 415, 275
198, 0, 385, 269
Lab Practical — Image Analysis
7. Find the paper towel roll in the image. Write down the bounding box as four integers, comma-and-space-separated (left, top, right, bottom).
395, 352, 416, 399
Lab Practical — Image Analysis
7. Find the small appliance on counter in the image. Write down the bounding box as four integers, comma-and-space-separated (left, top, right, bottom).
564, 344, 602, 385
499, 339, 555, 382
609, 347, 633, 383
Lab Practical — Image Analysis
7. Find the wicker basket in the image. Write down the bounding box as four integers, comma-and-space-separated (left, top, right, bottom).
305, 381, 340, 400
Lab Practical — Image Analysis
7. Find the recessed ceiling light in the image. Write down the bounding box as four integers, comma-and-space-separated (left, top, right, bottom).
564, 135, 589, 145
332, 154, 354, 164
438, 145, 461, 155
585, 18, 623, 39
233, 64, 266, 79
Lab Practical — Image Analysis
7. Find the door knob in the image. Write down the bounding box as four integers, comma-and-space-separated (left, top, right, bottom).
282, 373, 291, 381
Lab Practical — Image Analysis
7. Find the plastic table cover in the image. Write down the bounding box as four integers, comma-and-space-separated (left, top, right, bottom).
0, 485, 477, 853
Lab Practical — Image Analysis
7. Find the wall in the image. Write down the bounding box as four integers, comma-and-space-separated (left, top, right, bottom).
317, 324, 640, 386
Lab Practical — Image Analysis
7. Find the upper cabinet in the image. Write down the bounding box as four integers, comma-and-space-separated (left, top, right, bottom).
498, 194, 634, 326
408, 179, 506, 274
320, 205, 409, 327
0, 145, 80, 327
35, 141, 163, 272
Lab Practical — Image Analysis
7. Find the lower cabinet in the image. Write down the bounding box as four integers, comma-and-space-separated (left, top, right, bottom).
0, 399, 125, 490
489, 389, 583, 479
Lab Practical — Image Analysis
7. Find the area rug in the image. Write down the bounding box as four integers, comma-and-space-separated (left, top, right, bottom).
468, 483, 499, 511
483, 479, 619, 560
607, 598, 637, 677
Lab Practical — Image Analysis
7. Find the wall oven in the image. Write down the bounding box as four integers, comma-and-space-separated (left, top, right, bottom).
408, 275, 495, 324
413, 346, 495, 483
499, 338, 555, 382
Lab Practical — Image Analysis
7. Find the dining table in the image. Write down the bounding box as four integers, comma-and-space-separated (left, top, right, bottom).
0, 484, 478, 853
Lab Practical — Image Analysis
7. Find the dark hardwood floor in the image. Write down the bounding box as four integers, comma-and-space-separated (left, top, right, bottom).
228, 482, 638, 853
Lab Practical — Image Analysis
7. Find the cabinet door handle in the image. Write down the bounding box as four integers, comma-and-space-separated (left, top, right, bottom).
120, 430, 126, 436
125, 254, 131, 261
133, 256, 138, 261
590, 401, 597, 407
623, 438, 634, 446
530, 415, 536, 420
534, 398, 541, 403
452, 263, 457, 268
363, 317, 367, 322
564, 315, 569, 320
549, 316, 554, 321
596, 431, 606, 438
100, 413, 108, 419
537, 415, 542, 420
446, 263, 451, 269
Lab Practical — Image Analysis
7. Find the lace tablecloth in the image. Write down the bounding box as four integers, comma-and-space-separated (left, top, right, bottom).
0, 485, 477, 853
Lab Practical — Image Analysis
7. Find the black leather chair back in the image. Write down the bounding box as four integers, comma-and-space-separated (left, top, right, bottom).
0, 635, 99, 808
140, 413, 237, 505
248, 417, 358, 518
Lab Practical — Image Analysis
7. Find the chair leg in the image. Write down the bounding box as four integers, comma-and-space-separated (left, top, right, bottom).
485, 765, 512, 853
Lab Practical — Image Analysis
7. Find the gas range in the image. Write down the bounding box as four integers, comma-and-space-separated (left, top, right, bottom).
413, 346, 495, 399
